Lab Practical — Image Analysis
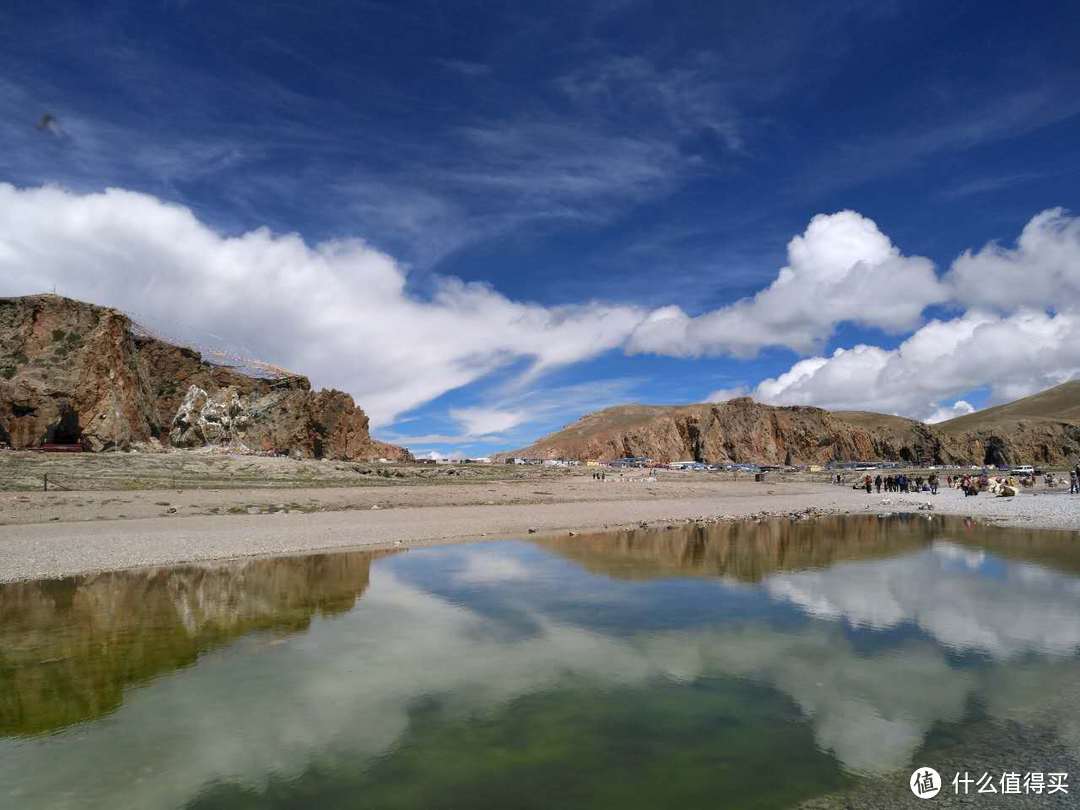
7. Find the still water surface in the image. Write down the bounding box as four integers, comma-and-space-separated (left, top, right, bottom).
3, 515, 1080, 808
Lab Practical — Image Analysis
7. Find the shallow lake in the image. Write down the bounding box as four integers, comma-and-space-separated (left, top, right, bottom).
3, 514, 1080, 808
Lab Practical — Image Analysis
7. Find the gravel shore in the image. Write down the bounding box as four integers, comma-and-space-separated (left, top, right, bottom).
1, 474, 1078, 583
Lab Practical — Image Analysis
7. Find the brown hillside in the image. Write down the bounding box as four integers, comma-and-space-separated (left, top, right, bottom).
505, 388, 1080, 467
504, 397, 945, 466
937, 381, 1080, 430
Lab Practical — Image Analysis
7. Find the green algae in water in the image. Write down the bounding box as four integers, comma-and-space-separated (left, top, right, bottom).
2, 515, 1080, 809
188, 681, 851, 810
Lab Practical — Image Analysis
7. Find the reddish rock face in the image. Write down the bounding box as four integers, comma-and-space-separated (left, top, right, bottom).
308, 389, 409, 461
0, 295, 411, 461
502, 396, 1080, 467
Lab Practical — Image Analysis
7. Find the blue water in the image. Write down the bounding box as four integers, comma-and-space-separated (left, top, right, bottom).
2, 514, 1079, 808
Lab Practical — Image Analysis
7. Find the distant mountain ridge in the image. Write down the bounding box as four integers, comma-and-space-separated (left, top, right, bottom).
502, 383, 1080, 467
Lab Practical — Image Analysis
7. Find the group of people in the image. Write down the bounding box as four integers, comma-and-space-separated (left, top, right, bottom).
861, 473, 939, 494
840, 464, 1080, 497
954, 474, 987, 497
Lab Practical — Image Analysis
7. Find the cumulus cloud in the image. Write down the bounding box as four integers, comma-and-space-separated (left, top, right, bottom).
754, 308, 1080, 419
418, 449, 466, 461
0, 184, 644, 426
627, 210, 947, 357
925, 399, 975, 424
628, 207, 1080, 421
752, 208, 1080, 419
949, 207, 1080, 312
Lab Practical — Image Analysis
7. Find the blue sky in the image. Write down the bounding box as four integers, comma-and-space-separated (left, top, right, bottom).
2, 0, 1080, 457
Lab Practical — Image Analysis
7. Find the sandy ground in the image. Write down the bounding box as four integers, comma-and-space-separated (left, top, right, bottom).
2, 463, 1079, 583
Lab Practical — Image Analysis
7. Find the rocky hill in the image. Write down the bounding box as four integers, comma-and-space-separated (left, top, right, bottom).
934, 381, 1080, 467
503, 386, 1080, 467
0, 294, 410, 461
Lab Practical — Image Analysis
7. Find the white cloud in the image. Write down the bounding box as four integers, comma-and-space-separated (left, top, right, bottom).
418, 449, 466, 461
925, 399, 974, 424
627, 210, 947, 357
448, 407, 528, 437
754, 308, 1080, 420
751, 208, 1080, 419
385, 379, 645, 449
705, 385, 749, 402
0, 184, 644, 427
949, 207, 1080, 312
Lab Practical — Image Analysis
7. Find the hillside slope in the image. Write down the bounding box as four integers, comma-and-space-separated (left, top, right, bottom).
0, 294, 410, 461
506, 388, 1080, 467
934, 381, 1080, 467
504, 398, 944, 466
938, 381, 1080, 429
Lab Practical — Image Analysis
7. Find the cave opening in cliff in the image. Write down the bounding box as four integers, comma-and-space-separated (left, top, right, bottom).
983, 437, 1008, 467
311, 421, 327, 459
44, 403, 82, 445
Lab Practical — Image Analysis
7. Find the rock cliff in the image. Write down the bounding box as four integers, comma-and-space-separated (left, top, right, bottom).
0, 294, 410, 461
503, 386, 1080, 467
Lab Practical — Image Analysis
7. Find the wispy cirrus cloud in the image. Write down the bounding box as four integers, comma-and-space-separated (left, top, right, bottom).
384, 378, 645, 451
794, 85, 1080, 197
935, 170, 1056, 200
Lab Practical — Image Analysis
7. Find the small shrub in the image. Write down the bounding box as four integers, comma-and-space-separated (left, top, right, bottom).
0, 366, 15, 380
51, 329, 67, 342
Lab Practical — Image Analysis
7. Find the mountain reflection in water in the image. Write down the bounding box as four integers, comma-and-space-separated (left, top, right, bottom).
537, 513, 1080, 582
2, 515, 1079, 810
0, 551, 392, 736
